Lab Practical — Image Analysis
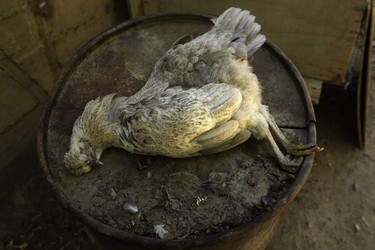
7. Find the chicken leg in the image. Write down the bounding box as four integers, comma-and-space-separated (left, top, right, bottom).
262, 107, 322, 172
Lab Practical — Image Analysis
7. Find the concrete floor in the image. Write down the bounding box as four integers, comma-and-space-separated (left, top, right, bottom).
0, 47, 374, 250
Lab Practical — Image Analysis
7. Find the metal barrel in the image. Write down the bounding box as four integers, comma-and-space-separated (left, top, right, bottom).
37, 13, 316, 250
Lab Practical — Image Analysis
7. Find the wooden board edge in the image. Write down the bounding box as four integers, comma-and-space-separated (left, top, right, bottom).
358, 2, 374, 148
304, 78, 323, 105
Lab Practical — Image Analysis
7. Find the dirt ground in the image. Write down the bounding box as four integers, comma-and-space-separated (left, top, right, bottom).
267, 39, 375, 250
268, 81, 375, 249
1, 49, 374, 250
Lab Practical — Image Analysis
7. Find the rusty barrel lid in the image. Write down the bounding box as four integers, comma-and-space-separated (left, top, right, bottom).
37, 13, 317, 249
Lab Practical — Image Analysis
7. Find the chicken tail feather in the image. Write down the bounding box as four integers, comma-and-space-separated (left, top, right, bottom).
213, 7, 266, 58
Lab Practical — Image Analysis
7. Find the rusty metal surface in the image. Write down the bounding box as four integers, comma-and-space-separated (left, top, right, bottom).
37, 13, 317, 250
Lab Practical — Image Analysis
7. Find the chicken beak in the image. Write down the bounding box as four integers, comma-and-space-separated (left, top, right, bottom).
90, 152, 104, 166
94, 159, 104, 166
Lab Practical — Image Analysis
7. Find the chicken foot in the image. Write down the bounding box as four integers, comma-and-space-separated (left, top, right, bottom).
264, 129, 303, 173
262, 108, 322, 173
265, 111, 322, 155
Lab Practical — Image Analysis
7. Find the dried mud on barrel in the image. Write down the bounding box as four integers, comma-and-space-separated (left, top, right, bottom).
61, 142, 293, 240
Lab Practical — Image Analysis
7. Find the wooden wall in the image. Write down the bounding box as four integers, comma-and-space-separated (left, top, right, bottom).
128, 0, 369, 85
0, 0, 121, 178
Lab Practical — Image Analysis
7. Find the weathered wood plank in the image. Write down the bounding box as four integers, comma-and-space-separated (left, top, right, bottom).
128, 0, 368, 86
304, 78, 323, 105
357, 5, 374, 147
0, 69, 39, 133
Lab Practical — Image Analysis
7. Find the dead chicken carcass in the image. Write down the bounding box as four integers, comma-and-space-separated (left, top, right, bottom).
64, 7, 322, 176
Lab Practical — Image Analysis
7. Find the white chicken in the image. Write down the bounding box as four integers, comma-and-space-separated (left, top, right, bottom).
64, 7, 321, 176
